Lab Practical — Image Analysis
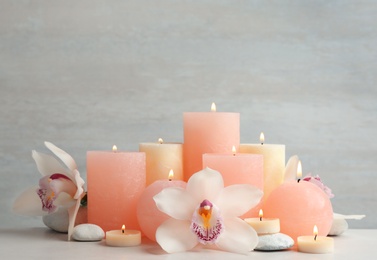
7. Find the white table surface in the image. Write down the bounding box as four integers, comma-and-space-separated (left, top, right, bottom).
0, 228, 375, 259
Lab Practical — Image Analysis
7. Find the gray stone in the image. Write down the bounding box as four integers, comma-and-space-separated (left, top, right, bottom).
72, 224, 105, 241
255, 233, 294, 251
329, 217, 349, 236
43, 207, 88, 233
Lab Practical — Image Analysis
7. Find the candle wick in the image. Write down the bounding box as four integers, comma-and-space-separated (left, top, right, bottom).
314, 234, 317, 241
297, 179, 301, 183
168, 178, 172, 181
261, 142, 263, 145
122, 229, 125, 234
260, 216, 262, 221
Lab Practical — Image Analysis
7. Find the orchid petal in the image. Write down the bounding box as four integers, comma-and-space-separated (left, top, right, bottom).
53, 192, 76, 208
45, 141, 77, 171
13, 186, 49, 216
67, 192, 85, 240
154, 187, 196, 220
284, 155, 299, 182
216, 218, 258, 254
334, 213, 366, 220
32, 150, 68, 177
49, 177, 77, 197
156, 218, 198, 253
186, 167, 224, 203
217, 184, 263, 218
72, 169, 85, 199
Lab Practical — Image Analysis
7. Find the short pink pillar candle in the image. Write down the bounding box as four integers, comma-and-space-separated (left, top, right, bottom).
137, 170, 186, 241
183, 103, 240, 181
263, 180, 333, 241
202, 149, 263, 218
87, 147, 146, 232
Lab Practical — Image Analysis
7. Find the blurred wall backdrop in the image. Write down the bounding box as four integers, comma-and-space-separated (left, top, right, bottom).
1, 1, 376, 228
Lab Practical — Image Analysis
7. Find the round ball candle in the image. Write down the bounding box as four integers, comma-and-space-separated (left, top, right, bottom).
137, 170, 186, 241
244, 209, 280, 235
106, 225, 141, 247
87, 146, 146, 232
297, 225, 334, 254
263, 180, 333, 241
139, 138, 183, 186
184, 103, 240, 181
239, 132, 285, 200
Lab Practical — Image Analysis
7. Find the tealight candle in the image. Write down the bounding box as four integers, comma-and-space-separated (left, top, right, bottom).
244, 209, 280, 235
297, 225, 334, 254
106, 225, 141, 247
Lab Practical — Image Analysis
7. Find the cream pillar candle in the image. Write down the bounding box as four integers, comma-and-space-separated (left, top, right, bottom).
240, 132, 285, 199
244, 209, 280, 235
106, 225, 141, 247
297, 226, 334, 254
87, 146, 146, 232
139, 138, 183, 186
184, 103, 240, 181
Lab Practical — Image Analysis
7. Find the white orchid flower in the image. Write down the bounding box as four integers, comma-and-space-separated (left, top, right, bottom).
153, 167, 263, 254
13, 142, 85, 240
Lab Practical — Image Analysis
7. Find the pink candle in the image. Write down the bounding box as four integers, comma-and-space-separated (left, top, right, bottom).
87, 146, 146, 232
137, 170, 186, 241
263, 180, 333, 241
183, 103, 240, 181
202, 147, 263, 218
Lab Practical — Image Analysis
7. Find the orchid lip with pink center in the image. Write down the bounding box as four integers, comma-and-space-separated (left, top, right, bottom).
190, 199, 224, 244
37, 173, 75, 213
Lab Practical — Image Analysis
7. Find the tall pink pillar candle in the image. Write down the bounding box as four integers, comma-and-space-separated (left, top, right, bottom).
87, 149, 146, 232
239, 135, 285, 200
139, 139, 183, 186
137, 171, 186, 241
202, 152, 263, 217
183, 105, 240, 181
263, 180, 333, 242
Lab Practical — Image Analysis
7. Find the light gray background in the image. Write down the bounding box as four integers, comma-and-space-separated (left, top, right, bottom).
1, 1, 376, 229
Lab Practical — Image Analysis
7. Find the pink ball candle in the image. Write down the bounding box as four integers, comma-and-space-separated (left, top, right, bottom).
87, 147, 146, 232
263, 180, 333, 241
183, 103, 240, 181
137, 170, 186, 241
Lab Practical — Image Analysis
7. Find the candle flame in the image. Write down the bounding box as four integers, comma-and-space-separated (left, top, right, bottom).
232, 145, 236, 155
168, 169, 174, 181
211, 102, 216, 112
158, 138, 163, 144
313, 225, 318, 240
259, 209, 263, 221
112, 145, 117, 152
122, 224, 125, 234
297, 160, 302, 179
260, 132, 265, 145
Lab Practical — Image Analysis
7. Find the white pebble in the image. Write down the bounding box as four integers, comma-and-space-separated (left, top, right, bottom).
72, 224, 105, 241
255, 233, 294, 251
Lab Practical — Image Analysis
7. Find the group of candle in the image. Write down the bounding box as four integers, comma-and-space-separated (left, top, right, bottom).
86, 103, 334, 253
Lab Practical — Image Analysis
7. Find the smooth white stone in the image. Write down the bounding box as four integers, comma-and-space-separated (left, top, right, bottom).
329, 217, 349, 236
42, 207, 87, 233
72, 224, 105, 241
255, 233, 294, 251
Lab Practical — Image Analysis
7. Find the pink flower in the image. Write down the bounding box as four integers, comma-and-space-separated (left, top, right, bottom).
13, 142, 85, 240
303, 174, 334, 198
153, 167, 263, 254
